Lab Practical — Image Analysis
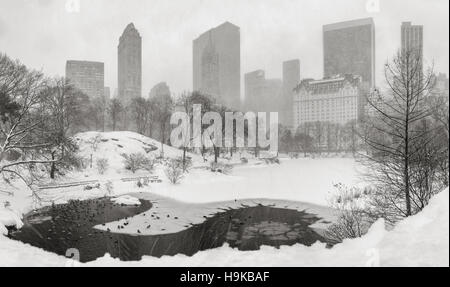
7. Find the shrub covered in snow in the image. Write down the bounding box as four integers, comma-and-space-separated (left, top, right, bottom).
121, 153, 154, 173
165, 159, 184, 184
96, 158, 109, 175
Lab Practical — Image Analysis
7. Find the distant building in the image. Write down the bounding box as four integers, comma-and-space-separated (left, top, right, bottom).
431, 73, 449, 97
293, 75, 362, 129
193, 22, 241, 110
149, 82, 171, 99
401, 22, 423, 76
401, 22, 423, 56
323, 18, 375, 89
282, 59, 300, 127
118, 23, 142, 104
65, 60, 104, 99
244, 70, 282, 113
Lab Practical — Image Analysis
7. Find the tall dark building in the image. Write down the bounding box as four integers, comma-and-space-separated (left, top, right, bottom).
282, 59, 300, 127
118, 23, 142, 103
323, 18, 375, 89
193, 22, 241, 110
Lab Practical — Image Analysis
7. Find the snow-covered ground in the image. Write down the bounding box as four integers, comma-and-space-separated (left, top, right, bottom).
0, 131, 447, 266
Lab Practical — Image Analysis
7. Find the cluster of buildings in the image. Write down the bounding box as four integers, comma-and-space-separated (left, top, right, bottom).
64, 18, 447, 134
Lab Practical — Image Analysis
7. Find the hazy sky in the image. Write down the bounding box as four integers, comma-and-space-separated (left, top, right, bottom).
0, 0, 448, 97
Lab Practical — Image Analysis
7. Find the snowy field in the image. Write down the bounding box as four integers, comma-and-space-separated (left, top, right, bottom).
0, 131, 448, 266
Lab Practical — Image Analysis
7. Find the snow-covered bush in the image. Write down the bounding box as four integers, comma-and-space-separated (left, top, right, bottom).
165, 159, 184, 184
121, 153, 153, 173
96, 158, 109, 175
325, 184, 369, 243
240, 157, 248, 164
87, 133, 103, 152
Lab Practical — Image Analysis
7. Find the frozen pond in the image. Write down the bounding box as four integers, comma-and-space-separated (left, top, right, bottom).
8, 197, 329, 262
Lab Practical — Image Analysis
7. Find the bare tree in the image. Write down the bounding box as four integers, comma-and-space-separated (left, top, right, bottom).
362, 49, 436, 221
0, 54, 54, 185
152, 91, 173, 157
108, 98, 123, 131
129, 97, 153, 135
39, 78, 87, 178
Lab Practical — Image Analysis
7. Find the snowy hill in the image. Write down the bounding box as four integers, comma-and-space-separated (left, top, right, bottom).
74, 131, 202, 174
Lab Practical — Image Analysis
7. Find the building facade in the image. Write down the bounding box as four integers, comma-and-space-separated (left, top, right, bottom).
293, 75, 362, 129
323, 18, 375, 89
282, 59, 300, 127
65, 60, 104, 99
118, 23, 142, 104
193, 22, 241, 110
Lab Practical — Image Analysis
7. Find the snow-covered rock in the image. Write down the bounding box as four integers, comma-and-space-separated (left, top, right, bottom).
0, 208, 23, 235
111, 195, 141, 206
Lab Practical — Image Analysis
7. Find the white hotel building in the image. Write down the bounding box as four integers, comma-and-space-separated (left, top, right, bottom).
293, 75, 362, 129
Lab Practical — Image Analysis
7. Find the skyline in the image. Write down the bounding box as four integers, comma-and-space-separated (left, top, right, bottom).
0, 0, 448, 98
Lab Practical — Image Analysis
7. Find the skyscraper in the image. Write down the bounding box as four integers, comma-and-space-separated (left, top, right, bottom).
282, 59, 300, 127
401, 22, 423, 76
323, 18, 375, 89
401, 22, 423, 55
118, 23, 142, 104
193, 22, 240, 110
65, 60, 104, 99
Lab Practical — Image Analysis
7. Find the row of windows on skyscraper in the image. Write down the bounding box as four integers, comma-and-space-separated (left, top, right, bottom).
64, 19, 425, 131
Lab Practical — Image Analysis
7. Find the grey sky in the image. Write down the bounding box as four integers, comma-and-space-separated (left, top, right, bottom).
0, 0, 448, 97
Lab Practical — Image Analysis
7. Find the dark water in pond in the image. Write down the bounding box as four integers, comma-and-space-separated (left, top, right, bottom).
9, 198, 328, 263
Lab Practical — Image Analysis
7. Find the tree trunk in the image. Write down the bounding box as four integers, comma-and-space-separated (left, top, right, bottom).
50, 152, 56, 179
